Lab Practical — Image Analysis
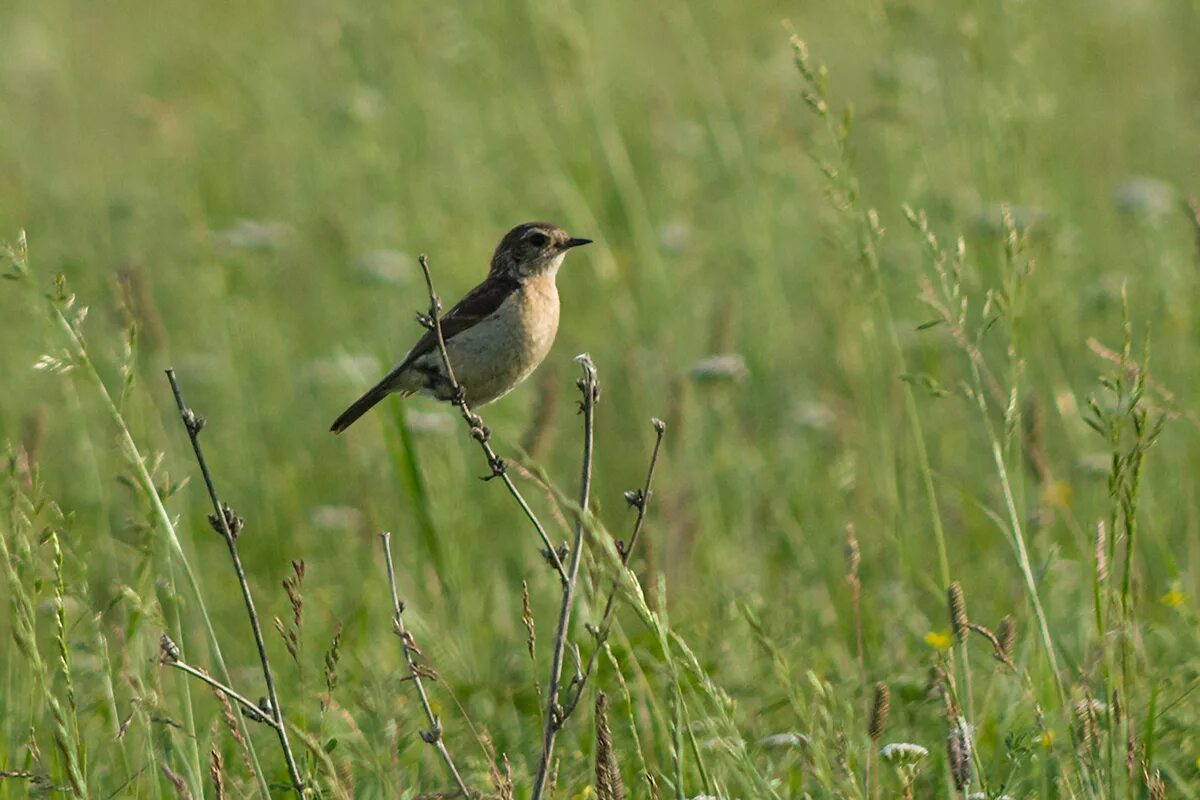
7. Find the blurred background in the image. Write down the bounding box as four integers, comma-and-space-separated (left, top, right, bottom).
2, 0, 1199, 796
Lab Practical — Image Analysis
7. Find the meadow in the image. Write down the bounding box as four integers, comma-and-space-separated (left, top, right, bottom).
2, 0, 1199, 797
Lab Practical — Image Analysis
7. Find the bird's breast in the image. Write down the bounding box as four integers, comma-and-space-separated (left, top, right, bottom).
435, 276, 560, 405
513, 275, 561, 362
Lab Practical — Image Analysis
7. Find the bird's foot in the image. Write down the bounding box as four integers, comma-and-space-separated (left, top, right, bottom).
482, 453, 506, 481
544, 542, 568, 565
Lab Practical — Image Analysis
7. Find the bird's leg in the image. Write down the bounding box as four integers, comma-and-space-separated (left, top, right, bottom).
481, 451, 506, 481
427, 370, 467, 409
448, 385, 487, 432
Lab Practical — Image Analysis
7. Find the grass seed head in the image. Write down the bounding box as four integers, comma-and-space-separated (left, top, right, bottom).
869, 682, 890, 741
996, 615, 1016, 659
946, 716, 973, 791
948, 582, 968, 643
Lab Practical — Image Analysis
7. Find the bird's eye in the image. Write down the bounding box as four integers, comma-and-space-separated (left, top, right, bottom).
527, 232, 549, 247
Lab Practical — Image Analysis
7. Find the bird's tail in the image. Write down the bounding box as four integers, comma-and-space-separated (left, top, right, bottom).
330, 379, 394, 433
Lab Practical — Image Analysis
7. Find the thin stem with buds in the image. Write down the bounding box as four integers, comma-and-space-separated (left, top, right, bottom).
415, 253, 567, 582
559, 417, 665, 723
530, 355, 599, 800
380, 532, 473, 798
165, 369, 305, 797
159, 636, 277, 730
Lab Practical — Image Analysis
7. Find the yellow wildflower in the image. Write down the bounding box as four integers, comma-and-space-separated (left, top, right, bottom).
1161, 585, 1185, 608
924, 631, 951, 650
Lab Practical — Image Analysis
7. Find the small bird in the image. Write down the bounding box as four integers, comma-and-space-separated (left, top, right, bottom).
331, 222, 591, 433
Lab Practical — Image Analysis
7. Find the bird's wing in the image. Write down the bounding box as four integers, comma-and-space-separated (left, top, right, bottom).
331, 274, 523, 433
396, 274, 521, 371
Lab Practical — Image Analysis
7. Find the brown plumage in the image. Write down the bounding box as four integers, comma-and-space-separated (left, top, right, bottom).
331, 222, 591, 433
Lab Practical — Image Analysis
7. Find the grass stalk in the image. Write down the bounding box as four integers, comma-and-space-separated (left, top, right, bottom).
786, 30, 951, 590
0, 516, 86, 797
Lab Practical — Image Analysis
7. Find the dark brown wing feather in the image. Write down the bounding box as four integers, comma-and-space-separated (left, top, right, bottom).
395, 274, 520, 370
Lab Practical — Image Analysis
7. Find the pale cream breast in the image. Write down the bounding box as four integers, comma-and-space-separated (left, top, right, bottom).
409, 274, 560, 405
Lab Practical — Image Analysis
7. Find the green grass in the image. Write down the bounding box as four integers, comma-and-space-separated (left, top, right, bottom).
2, 0, 1200, 796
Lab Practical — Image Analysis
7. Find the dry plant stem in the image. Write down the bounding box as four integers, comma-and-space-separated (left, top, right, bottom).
30, 261, 266, 796
560, 419, 666, 722
531, 356, 599, 800
416, 253, 567, 583
165, 369, 305, 797
380, 532, 472, 798
164, 660, 278, 731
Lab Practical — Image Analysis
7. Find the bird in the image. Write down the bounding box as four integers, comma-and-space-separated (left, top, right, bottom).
330, 221, 591, 433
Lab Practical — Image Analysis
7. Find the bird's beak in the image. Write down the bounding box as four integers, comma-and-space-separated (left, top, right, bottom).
561, 236, 593, 250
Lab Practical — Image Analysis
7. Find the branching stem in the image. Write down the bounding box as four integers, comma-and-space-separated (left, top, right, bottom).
162, 656, 277, 731
380, 532, 472, 798
531, 355, 599, 800
165, 369, 305, 797
560, 418, 665, 722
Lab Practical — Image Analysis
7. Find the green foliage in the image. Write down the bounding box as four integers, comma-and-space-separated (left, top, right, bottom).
3, 0, 1200, 797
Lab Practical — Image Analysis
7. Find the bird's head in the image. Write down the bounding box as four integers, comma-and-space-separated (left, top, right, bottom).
490, 222, 591, 279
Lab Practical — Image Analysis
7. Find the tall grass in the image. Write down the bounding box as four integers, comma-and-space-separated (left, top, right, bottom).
3, 0, 1199, 796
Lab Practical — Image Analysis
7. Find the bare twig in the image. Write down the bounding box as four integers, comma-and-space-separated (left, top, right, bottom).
380, 532, 473, 797
164, 369, 305, 796
560, 417, 665, 722
159, 637, 277, 730
967, 623, 1015, 670
415, 253, 567, 582
531, 355, 600, 800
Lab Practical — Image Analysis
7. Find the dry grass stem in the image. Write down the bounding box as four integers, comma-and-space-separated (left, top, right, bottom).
380, 532, 472, 798
159, 637, 275, 729
560, 417, 666, 723
531, 356, 600, 800
164, 369, 305, 795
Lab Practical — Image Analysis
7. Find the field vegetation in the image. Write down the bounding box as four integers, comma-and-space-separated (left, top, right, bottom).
2, 1, 1199, 797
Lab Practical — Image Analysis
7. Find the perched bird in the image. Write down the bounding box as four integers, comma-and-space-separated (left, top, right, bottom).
331, 221, 591, 433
